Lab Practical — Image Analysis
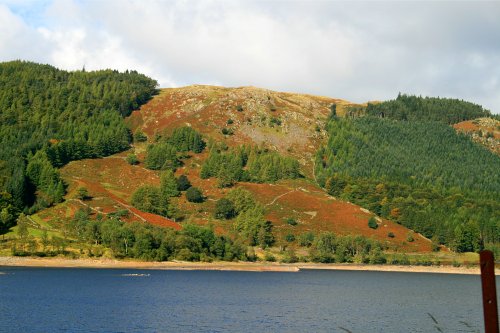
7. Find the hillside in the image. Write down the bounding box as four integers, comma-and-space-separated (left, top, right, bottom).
1, 63, 498, 264
454, 117, 500, 155
126, 85, 359, 174
0, 61, 158, 216
316, 114, 500, 254
27, 86, 431, 259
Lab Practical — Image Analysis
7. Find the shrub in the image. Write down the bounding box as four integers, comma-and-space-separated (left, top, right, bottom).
270, 117, 281, 126
126, 153, 139, 165
285, 233, 295, 242
369, 250, 387, 264
406, 232, 415, 242
76, 187, 90, 200
236, 105, 244, 112
133, 130, 147, 142
281, 249, 298, 263
186, 187, 204, 203
221, 128, 233, 135
176, 175, 191, 191
368, 216, 378, 229
108, 209, 130, 218
176, 248, 198, 261
227, 119, 234, 125
389, 254, 410, 265
286, 218, 298, 226
264, 252, 276, 262
298, 232, 315, 247
387, 232, 395, 238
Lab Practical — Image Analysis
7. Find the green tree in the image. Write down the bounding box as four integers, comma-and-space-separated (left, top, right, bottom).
166, 126, 206, 153
368, 216, 378, 229
257, 221, 275, 248
167, 201, 182, 222
41, 230, 49, 252
131, 185, 167, 216
234, 204, 273, 246
76, 187, 90, 200
0, 192, 17, 238
214, 198, 235, 219
298, 231, 315, 247
186, 187, 204, 203
329, 103, 337, 119
126, 154, 139, 165
176, 175, 191, 191
16, 213, 30, 250
144, 143, 180, 170
133, 130, 148, 142
452, 222, 480, 253
226, 188, 256, 214
160, 170, 180, 198
311, 232, 336, 263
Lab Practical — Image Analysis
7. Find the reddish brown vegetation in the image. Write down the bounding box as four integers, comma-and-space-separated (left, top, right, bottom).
454, 118, 500, 155
240, 181, 432, 252
37, 86, 435, 253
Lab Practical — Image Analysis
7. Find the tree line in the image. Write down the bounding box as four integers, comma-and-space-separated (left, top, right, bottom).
66, 209, 250, 261
365, 93, 491, 124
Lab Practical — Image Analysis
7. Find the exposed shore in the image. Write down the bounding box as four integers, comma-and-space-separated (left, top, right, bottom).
0, 256, 491, 275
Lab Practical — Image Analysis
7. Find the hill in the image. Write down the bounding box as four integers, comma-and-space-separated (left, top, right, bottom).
1, 62, 498, 264
126, 85, 361, 174
43, 86, 431, 260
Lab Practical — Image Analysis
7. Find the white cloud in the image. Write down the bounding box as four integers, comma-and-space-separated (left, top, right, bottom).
0, 4, 48, 61
0, 0, 499, 113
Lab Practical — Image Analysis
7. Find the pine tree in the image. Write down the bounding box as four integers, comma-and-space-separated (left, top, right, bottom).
176, 175, 191, 191
160, 170, 180, 198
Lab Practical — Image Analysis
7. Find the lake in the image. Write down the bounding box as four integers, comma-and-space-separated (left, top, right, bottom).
0, 267, 493, 332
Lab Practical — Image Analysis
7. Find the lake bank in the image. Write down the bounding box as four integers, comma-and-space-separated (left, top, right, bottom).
0, 256, 490, 275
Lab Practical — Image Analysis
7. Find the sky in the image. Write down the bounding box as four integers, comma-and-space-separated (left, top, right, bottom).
1, 0, 499, 113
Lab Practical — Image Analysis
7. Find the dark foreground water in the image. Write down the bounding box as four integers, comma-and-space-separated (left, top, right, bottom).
0, 267, 494, 333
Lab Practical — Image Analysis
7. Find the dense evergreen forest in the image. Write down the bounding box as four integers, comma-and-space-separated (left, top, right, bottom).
0, 61, 158, 232
316, 115, 500, 253
365, 93, 491, 124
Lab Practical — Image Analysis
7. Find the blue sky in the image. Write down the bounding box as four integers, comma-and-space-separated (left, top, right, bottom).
1, 0, 499, 113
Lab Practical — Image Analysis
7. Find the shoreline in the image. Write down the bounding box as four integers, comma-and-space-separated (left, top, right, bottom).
0, 256, 491, 275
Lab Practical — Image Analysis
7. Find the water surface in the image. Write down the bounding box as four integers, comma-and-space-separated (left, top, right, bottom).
0, 267, 491, 332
